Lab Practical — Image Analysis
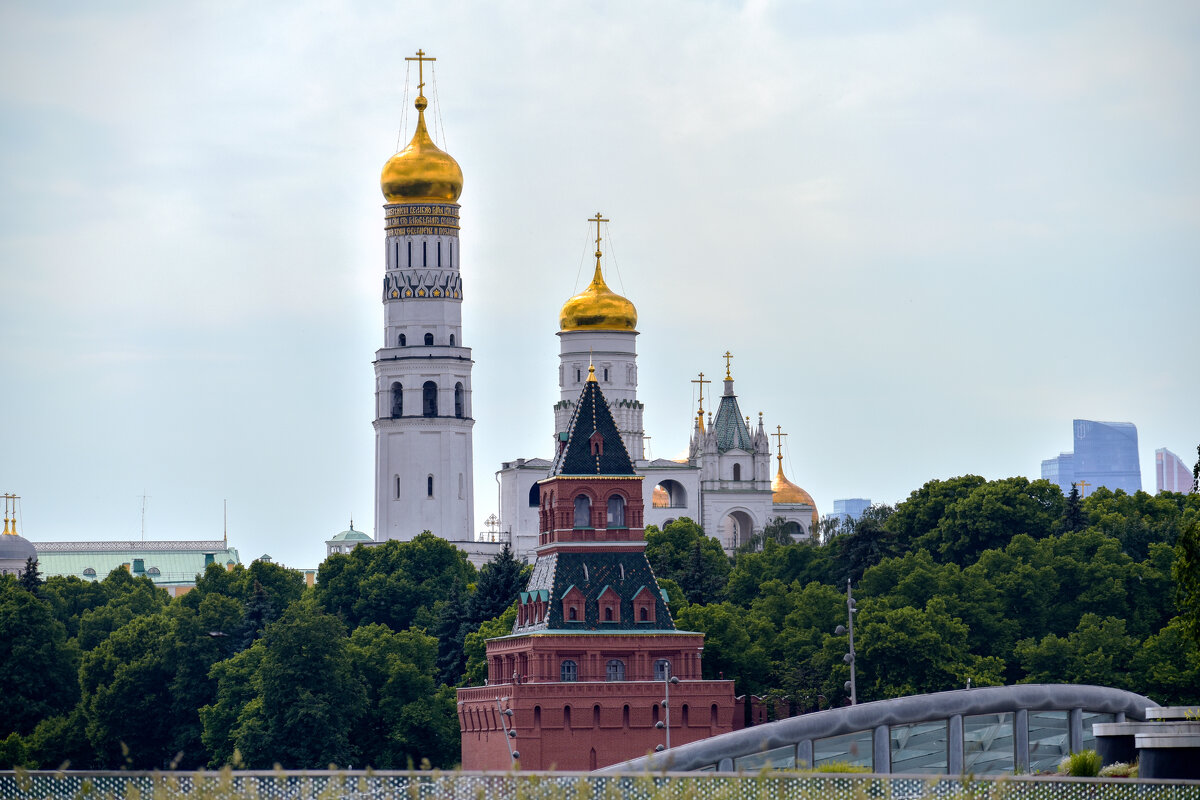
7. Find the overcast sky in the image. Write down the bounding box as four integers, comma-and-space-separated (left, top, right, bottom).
2, 1, 1197, 569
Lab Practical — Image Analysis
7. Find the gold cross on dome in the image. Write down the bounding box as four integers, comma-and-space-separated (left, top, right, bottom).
405, 49, 437, 93
723, 351, 733, 379
691, 372, 710, 413
772, 425, 788, 461
589, 212, 609, 256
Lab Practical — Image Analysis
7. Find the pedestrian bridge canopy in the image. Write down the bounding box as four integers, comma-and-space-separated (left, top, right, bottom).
603, 685, 1156, 775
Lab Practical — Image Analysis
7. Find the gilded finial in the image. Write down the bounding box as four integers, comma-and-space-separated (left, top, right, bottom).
405, 49, 437, 107
723, 351, 733, 379
771, 425, 788, 465
587, 362, 598, 383
691, 372, 711, 432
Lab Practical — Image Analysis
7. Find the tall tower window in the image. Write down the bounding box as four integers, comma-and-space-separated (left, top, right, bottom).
573, 495, 591, 529
607, 495, 625, 528
450, 241, 453, 268
449, 333, 455, 346
423, 381, 438, 417
427, 475, 434, 497
423, 241, 427, 266
398, 333, 406, 346
395, 475, 401, 500
604, 368, 609, 381
391, 382, 403, 418
424, 332, 434, 346
408, 241, 412, 266
454, 382, 464, 418
733, 463, 742, 481
437, 241, 442, 267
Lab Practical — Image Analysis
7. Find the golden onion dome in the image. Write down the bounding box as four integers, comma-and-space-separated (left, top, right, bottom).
380, 94, 463, 204
559, 258, 638, 332
772, 460, 818, 527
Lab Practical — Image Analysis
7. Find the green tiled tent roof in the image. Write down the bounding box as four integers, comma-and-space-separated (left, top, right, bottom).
712, 390, 753, 452
550, 377, 636, 476
514, 550, 674, 632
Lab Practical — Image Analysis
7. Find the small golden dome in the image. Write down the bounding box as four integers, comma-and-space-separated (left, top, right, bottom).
380, 95, 463, 204
560, 258, 638, 332
772, 461, 818, 527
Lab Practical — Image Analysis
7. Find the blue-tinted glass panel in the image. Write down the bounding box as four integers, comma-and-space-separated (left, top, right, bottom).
734, 745, 795, 771
890, 720, 947, 774
964, 713, 1013, 774
814, 730, 872, 769
1028, 711, 1068, 773
1081, 712, 1115, 751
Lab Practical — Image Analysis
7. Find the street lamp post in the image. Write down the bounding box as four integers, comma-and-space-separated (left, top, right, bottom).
654, 663, 681, 751
834, 578, 858, 705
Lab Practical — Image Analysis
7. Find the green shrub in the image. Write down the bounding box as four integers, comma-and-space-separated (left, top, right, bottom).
814, 762, 870, 773
1057, 750, 1102, 777
1098, 761, 1138, 778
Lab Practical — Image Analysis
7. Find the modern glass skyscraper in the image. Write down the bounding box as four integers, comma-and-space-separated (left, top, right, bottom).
1040, 452, 1074, 493
832, 498, 872, 524
1042, 420, 1141, 495
1156, 447, 1194, 494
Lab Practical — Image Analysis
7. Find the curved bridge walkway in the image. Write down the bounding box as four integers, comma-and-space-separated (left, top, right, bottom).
602, 684, 1156, 774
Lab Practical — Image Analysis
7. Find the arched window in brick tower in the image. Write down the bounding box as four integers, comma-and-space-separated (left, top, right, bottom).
573, 495, 591, 528
607, 495, 625, 528
560, 660, 578, 682
423, 381, 438, 417
606, 659, 625, 682
391, 382, 403, 418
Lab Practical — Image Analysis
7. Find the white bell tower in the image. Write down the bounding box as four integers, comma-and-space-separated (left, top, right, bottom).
373, 50, 475, 542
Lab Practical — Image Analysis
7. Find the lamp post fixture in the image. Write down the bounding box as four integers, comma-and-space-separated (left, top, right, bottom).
654, 662, 681, 751
834, 578, 858, 705
496, 698, 519, 763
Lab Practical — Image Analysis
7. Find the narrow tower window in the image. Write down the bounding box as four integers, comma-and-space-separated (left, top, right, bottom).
450, 241, 453, 268
576, 369, 581, 383
398, 333, 406, 346
604, 368, 608, 381
607, 495, 625, 528
454, 382, 464, 418
423, 381, 438, 417
449, 333, 455, 346
393, 241, 398, 268
573, 495, 591, 529
395, 475, 401, 500
733, 463, 742, 481
423, 241, 427, 266
391, 382, 403, 418
424, 332, 434, 346
437, 241, 442, 267
408, 240, 412, 266
427, 475, 434, 497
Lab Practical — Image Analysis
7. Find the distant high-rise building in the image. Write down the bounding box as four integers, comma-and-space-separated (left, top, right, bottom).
1156, 447, 1194, 494
1042, 420, 1141, 495
831, 498, 872, 524
1041, 452, 1074, 493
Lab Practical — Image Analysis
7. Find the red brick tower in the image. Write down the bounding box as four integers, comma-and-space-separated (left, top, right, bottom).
457, 366, 736, 770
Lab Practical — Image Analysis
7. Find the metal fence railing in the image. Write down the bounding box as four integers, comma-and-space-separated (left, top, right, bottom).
2, 771, 1197, 800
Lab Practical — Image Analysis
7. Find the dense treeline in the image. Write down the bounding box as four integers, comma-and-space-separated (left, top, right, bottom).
648, 478, 1200, 712
2, 474, 1198, 769
0, 536, 525, 770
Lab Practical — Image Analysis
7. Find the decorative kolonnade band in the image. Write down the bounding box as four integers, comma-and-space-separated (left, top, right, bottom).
383, 270, 463, 301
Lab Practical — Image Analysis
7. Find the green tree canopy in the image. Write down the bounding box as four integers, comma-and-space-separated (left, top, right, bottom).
0, 582, 80, 736
644, 518, 731, 604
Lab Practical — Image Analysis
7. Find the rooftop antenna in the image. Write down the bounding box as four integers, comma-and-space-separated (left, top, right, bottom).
139, 491, 150, 541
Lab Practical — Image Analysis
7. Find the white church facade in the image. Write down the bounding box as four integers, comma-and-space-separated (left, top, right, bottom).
355, 52, 815, 566
497, 218, 817, 560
